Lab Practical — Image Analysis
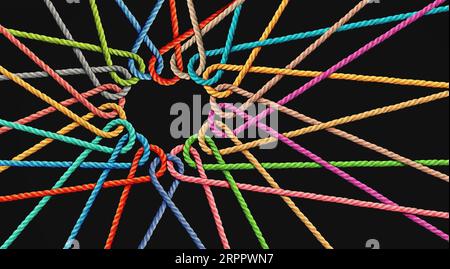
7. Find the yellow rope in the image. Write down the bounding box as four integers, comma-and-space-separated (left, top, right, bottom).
198, 121, 334, 249
210, 91, 449, 155
0, 103, 126, 173
202, 63, 449, 90
0, 65, 125, 138
203, 0, 291, 98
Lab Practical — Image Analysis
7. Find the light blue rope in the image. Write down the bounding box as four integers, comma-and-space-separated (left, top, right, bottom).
114, 0, 165, 79
63, 133, 150, 249
187, 3, 244, 86
187, 5, 449, 86
138, 154, 205, 249
138, 159, 180, 249
0, 121, 145, 249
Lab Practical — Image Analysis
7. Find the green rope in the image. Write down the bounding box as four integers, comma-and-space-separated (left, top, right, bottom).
6, 28, 146, 86
7, 5, 448, 87
184, 135, 269, 249
88, 0, 138, 86
201, 159, 450, 171
0, 121, 137, 249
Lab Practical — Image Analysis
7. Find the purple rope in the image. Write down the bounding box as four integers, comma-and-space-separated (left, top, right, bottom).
207, 1, 449, 241
209, 103, 449, 241
232, 0, 447, 135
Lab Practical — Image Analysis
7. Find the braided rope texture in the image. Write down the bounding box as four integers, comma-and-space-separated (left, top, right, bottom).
0, 0, 448, 249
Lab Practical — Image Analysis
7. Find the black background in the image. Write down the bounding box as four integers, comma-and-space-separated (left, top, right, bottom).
0, 0, 448, 249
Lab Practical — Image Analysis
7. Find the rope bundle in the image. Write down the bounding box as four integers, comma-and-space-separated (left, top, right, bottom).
0, 0, 448, 249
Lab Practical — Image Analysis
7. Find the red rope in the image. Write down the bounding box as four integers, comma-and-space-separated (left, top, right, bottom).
148, 0, 237, 86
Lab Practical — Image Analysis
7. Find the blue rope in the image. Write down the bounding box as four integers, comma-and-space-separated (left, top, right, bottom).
1, 121, 145, 249
187, 3, 244, 86
138, 154, 205, 249
63, 133, 150, 249
114, 0, 165, 79
138, 167, 179, 249
187, 5, 449, 86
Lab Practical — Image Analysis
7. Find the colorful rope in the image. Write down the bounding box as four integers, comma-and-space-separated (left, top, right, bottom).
0, 0, 447, 249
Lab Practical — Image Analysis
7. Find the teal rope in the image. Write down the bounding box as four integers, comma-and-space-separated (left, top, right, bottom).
0, 118, 135, 154
0, 121, 141, 249
188, 3, 244, 86
187, 5, 449, 85
63, 133, 150, 249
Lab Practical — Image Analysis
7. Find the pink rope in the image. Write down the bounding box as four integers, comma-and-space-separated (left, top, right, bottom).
0, 24, 124, 119
0, 85, 125, 135
168, 145, 449, 219
207, 0, 449, 241
232, 0, 447, 135
211, 103, 449, 241
170, 145, 230, 249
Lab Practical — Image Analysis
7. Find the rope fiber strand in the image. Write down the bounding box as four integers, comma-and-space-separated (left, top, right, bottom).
0, 0, 447, 249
